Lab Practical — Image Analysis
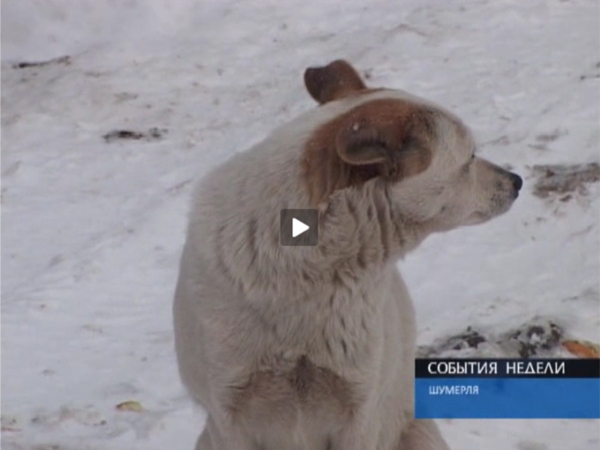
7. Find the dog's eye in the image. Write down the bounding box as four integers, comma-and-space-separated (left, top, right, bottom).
471, 153, 476, 161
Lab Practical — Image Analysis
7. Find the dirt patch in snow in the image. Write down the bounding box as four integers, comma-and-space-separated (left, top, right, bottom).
12, 55, 72, 69
102, 128, 167, 143
418, 319, 567, 358
531, 162, 600, 199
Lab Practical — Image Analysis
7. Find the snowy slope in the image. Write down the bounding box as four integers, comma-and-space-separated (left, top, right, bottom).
2, 1, 599, 449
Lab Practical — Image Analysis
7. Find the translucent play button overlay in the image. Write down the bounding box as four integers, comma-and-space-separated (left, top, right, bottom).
280, 209, 318, 246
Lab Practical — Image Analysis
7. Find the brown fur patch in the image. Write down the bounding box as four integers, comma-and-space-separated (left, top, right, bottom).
304, 60, 367, 104
227, 356, 359, 422
302, 99, 435, 205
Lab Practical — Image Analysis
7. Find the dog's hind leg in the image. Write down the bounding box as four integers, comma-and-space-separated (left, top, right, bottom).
194, 416, 218, 450
399, 419, 451, 450
194, 429, 212, 450
194, 415, 261, 450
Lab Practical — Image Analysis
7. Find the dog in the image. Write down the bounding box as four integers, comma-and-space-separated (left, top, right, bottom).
173, 60, 522, 450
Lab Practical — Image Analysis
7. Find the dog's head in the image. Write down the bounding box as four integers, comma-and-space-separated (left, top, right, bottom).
302, 60, 522, 235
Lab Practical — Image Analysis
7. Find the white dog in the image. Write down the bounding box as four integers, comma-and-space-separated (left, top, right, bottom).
173, 60, 522, 450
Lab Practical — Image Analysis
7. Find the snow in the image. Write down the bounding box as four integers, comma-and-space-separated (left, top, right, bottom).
2, 0, 599, 449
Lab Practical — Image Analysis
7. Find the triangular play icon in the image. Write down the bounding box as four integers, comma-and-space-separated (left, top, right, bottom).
292, 218, 310, 238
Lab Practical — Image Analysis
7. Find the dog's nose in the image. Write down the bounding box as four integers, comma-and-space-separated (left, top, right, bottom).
509, 173, 523, 191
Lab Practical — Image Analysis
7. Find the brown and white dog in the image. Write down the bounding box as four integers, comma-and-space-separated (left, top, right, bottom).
173, 60, 522, 450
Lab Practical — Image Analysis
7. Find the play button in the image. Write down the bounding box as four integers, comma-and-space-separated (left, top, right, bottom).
280, 209, 318, 246
292, 218, 310, 238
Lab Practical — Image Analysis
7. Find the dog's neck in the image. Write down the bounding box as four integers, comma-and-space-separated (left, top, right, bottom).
236, 181, 427, 303
319, 180, 427, 265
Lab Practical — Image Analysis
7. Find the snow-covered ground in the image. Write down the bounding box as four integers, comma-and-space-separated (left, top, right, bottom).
2, 0, 599, 449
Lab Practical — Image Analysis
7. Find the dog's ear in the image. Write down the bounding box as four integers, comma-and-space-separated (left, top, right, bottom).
335, 110, 434, 179
302, 100, 435, 205
304, 60, 366, 104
